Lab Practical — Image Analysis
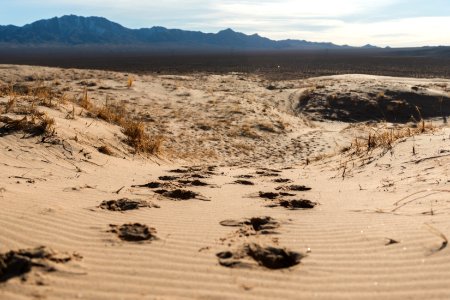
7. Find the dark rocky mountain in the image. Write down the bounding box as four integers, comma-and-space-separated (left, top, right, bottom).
0, 15, 347, 49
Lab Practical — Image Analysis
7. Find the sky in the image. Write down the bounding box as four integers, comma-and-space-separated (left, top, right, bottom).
1, 0, 449, 47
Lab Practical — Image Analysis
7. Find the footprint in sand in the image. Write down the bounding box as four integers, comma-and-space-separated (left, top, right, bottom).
133, 171, 212, 201
99, 198, 159, 211
109, 223, 157, 242
257, 191, 296, 199
271, 199, 317, 210
0, 246, 82, 283
220, 216, 280, 235
275, 184, 312, 191
272, 178, 293, 183
216, 243, 304, 269
232, 179, 255, 186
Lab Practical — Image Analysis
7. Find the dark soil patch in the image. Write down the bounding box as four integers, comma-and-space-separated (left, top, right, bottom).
278, 199, 317, 209
99, 198, 158, 211
0, 246, 78, 282
109, 223, 156, 242
233, 180, 254, 186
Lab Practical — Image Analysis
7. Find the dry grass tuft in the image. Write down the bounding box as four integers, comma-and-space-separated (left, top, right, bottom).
73, 89, 163, 156
80, 88, 94, 111
96, 105, 125, 124
122, 121, 164, 154
127, 76, 134, 88
2, 85, 17, 113
343, 120, 436, 156
0, 112, 55, 137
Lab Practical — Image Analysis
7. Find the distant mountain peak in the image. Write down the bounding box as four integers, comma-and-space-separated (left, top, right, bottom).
362, 44, 379, 49
0, 15, 351, 49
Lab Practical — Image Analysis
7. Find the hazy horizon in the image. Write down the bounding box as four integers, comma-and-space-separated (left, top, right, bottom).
1, 0, 449, 48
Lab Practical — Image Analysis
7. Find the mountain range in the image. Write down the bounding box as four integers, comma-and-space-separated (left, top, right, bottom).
0, 15, 352, 50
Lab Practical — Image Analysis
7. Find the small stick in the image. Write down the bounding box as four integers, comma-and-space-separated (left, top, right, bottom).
115, 186, 125, 194
412, 154, 450, 164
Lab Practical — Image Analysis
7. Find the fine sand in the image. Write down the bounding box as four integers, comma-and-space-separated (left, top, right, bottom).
1, 64, 450, 299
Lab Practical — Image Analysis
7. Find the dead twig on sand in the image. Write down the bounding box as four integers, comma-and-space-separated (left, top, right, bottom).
410, 154, 450, 164
115, 186, 125, 194
391, 189, 450, 212
425, 224, 448, 254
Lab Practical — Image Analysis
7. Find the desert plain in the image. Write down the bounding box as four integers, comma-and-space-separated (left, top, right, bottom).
0, 64, 450, 299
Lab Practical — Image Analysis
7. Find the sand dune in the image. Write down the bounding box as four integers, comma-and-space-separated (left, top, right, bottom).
1, 65, 450, 299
